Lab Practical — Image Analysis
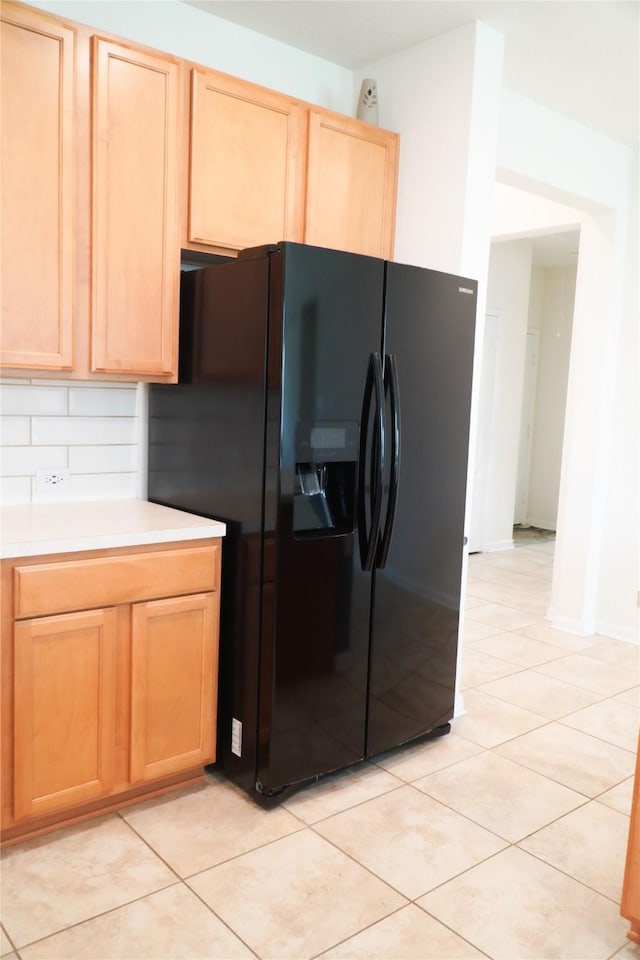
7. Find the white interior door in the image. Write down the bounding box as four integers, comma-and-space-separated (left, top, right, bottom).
514, 329, 539, 526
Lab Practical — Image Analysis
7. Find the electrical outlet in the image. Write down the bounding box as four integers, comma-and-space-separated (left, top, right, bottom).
35, 468, 71, 496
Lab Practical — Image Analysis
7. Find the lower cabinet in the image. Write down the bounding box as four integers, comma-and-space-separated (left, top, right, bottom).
621, 732, 640, 943
1, 539, 221, 845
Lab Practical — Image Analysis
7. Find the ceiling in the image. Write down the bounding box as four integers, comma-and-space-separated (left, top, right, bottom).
531, 230, 580, 268
184, 0, 639, 146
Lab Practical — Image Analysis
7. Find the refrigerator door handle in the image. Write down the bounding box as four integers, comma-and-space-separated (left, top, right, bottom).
358, 351, 385, 571
377, 353, 400, 568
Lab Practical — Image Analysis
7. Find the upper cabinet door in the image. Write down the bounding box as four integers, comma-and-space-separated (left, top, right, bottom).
0, 4, 75, 369
91, 38, 180, 377
188, 68, 306, 251
305, 109, 399, 260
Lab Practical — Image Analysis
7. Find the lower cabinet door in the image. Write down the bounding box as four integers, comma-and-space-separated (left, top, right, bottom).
130, 592, 219, 783
13, 609, 117, 821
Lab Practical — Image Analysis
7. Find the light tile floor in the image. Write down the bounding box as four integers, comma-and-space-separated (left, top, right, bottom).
2, 541, 639, 959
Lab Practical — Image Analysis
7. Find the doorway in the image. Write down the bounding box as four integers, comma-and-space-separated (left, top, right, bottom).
514, 237, 578, 537
470, 229, 579, 555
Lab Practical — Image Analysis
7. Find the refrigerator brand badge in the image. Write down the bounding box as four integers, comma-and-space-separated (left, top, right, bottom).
458, 286, 474, 295
231, 718, 242, 757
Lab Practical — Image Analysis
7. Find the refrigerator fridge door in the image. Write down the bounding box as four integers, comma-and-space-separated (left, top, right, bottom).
257, 243, 385, 795
366, 263, 477, 758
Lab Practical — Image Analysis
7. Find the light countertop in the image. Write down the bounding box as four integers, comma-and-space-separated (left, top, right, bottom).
0, 499, 226, 559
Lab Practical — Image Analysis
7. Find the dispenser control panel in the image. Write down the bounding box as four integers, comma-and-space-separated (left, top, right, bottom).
295, 421, 359, 462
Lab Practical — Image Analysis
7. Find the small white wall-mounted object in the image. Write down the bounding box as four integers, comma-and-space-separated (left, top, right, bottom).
356, 78, 378, 124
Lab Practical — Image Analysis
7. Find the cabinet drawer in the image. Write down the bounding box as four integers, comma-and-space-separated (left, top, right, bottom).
13, 545, 220, 619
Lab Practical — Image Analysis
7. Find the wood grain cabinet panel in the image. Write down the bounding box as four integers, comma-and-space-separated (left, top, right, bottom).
0, 4, 75, 369
2, 5, 400, 377
91, 37, 180, 376
13, 609, 117, 821
621, 732, 640, 943
130, 592, 219, 782
304, 109, 398, 260
14, 545, 219, 619
188, 67, 306, 251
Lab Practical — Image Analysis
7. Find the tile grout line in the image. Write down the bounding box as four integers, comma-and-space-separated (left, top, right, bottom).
409, 839, 629, 960
183, 882, 261, 959
305, 902, 410, 960
0, 922, 19, 960
555, 710, 639, 754
409, 769, 594, 842
2, 879, 185, 956
512, 840, 629, 909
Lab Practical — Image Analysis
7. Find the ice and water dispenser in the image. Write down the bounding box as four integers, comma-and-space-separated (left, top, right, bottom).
293, 422, 358, 537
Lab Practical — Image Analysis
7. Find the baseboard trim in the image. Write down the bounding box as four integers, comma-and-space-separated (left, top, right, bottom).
483, 539, 515, 553
593, 619, 640, 644
549, 612, 595, 637
523, 518, 556, 532
549, 611, 639, 644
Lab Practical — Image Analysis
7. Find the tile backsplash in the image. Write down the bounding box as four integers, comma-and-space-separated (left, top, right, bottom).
0, 380, 148, 505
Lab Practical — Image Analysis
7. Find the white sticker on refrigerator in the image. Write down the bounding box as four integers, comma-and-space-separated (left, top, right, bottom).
231, 718, 242, 757
458, 286, 474, 295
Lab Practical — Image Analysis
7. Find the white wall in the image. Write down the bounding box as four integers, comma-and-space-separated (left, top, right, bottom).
551, 212, 623, 636
596, 160, 639, 641
491, 122, 638, 645
492, 184, 583, 240
30, 0, 355, 112
498, 91, 634, 212
356, 24, 474, 272
526, 264, 576, 530
356, 21, 504, 288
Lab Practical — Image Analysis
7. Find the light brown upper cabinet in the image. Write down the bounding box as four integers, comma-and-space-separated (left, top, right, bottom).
91, 38, 181, 376
1, 3, 400, 380
0, 4, 75, 369
0, 10, 181, 381
187, 67, 306, 253
304, 109, 399, 260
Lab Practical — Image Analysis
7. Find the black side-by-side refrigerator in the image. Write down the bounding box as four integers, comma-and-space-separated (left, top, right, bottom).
148, 242, 477, 800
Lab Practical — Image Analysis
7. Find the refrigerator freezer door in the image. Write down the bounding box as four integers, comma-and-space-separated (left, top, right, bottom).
257, 243, 385, 795
366, 264, 477, 757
